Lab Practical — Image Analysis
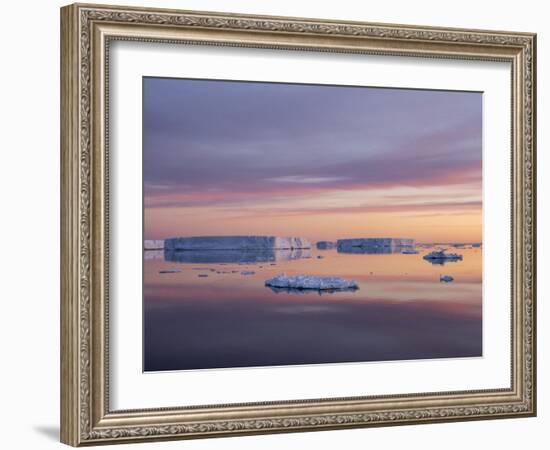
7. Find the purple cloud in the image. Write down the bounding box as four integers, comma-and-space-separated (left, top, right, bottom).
143, 77, 482, 221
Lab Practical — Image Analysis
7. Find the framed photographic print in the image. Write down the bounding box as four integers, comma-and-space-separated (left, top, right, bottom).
60, 3, 537, 446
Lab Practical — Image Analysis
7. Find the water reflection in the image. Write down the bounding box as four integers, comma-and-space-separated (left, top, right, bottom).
423, 259, 461, 266
144, 246, 482, 371
267, 286, 360, 296
144, 250, 164, 260
164, 248, 311, 264
337, 246, 407, 255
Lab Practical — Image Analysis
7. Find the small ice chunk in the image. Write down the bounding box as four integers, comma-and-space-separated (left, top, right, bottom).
159, 269, 181, 274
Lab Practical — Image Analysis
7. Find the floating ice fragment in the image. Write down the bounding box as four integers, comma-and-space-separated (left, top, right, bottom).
158, 269, 181, 274
265, 274, 359, 291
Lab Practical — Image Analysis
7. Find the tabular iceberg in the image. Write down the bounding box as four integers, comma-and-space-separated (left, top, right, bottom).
165, 236, 311, 250
337, 238, 415, 254
265, 274, 359, 291
144, 239, 164, 250
316, 241, 336, 250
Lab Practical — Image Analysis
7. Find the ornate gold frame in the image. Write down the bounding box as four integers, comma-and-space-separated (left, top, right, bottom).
60, 2, 536, 446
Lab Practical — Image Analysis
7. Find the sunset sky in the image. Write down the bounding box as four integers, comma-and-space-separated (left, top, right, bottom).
143, 78, 482, 243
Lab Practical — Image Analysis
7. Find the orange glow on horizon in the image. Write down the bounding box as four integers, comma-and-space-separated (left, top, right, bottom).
145, 206, 482, 243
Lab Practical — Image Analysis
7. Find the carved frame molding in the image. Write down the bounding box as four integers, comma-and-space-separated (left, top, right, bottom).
61, 3, 536, 446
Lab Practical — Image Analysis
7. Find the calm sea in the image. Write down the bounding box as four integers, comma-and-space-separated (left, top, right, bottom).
143, 245, 482, 371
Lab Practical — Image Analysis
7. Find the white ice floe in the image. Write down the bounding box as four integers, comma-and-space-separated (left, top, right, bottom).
265, 274, 359, 291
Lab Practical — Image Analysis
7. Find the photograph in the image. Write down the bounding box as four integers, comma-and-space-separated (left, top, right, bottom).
142, 77, 483, 372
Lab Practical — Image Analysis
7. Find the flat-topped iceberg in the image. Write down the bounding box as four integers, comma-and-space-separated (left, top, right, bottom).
337, 238, 415, 254
316, 241, 336, 250
144, 239, 164, 250
165, 236, 311, 251
265, 274, 359, 291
